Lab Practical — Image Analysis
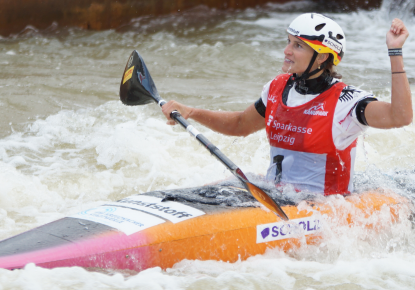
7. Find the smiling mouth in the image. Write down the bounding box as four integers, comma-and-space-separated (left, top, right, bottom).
284, 58, 294, 63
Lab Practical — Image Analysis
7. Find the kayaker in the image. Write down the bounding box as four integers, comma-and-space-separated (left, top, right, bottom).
161, 13, 412, 195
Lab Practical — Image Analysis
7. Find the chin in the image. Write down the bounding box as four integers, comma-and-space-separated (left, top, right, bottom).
282, 64, 297, 74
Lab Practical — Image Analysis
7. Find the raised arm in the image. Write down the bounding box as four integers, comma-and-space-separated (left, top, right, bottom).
365, 18, 413, 129
161, 101, 265, 137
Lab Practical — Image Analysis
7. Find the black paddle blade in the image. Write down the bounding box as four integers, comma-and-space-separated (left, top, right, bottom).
119, 50, 160, 106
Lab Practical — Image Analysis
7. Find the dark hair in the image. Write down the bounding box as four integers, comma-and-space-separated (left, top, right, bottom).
325, 55, 342, 79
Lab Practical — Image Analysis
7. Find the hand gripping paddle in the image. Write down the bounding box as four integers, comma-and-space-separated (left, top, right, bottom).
119, 50, 289, 221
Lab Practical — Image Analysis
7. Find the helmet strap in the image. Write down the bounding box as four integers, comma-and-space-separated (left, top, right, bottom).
293, 51, 327, 92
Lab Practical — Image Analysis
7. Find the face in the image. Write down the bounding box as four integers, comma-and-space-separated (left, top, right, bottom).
282, 34, 317, 75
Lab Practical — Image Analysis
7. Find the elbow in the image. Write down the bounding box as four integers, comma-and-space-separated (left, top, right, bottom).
232, 115, 254, 137
390, 105, 413, 127
231, 130, 251, 138
237, 126, 252, 137
401, 108, 413, 126
401, 114, 413, 126
394, 113, 413, 127
232, 127, 255, 137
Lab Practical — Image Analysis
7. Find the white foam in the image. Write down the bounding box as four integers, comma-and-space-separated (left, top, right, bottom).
0, 4, 415, 289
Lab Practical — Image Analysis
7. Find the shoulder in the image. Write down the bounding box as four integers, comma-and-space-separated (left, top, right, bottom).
332, 85, 376, 149
273, 73, 292, 84
262, 74, 292, 101
255, 79, 275, 118
262, 79, 273, 93
338, 85, 376, 103
334, 85, 377, 119
261, 80, 273, 106
265, 74, 291, 89
260, 74, 294, 108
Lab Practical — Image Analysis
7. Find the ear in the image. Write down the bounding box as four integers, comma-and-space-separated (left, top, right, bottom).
318, 53, 329, 64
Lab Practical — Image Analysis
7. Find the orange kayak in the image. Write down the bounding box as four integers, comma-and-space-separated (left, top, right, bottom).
0, 182, 409, 271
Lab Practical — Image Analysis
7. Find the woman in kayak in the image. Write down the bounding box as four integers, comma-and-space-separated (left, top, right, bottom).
162, 13, 412, 195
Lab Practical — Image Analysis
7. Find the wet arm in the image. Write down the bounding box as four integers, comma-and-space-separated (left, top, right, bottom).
365, 19, 413, 128
161, 101, 265, 137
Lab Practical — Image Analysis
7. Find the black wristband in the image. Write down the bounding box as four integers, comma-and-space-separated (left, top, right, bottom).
388, 48, 402, 56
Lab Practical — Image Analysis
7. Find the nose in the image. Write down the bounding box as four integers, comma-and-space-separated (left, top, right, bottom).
284, 42, 292, 56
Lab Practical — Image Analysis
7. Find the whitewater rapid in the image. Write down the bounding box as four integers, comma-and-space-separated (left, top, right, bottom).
1, 1, 415, 289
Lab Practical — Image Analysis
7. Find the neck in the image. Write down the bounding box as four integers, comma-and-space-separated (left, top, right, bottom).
296, 66, 324, 80
294, 70, 333, 95
306, 69, 324, 80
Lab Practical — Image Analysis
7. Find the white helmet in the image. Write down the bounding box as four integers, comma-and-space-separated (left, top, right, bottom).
287, 13, 346, 66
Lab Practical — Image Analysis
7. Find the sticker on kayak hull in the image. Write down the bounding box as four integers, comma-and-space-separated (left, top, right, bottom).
70, 206, 165, 235
123, 66, 134, 84
257, 216, 321, 243
105, 195, 205, 223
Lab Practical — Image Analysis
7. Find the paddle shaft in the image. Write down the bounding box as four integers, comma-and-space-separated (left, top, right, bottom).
155, 98, 245, 181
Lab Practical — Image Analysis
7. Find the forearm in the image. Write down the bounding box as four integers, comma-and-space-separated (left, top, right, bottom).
364, 18, 413, 129
189, 108, 249, 137
390, 55, 413, 126
162, 101, 265, 137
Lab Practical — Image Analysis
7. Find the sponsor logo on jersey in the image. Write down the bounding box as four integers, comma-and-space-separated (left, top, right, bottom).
268, 95, 277, 104
303, 102, 329, 116
270, 120, 313, 146
270, 133, 295, 145
257, 216, 321, 243
272, 120, 313, 134
339, 103, 357, 125
267, 110, 274, 126
339, 86, 364, 102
